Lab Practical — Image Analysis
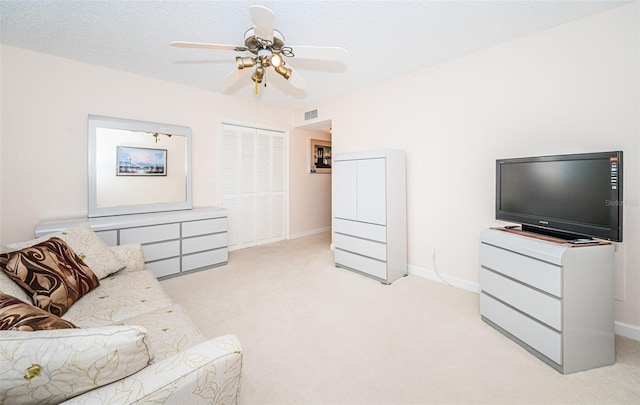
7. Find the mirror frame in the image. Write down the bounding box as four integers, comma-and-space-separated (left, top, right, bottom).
88, 115, 192, 217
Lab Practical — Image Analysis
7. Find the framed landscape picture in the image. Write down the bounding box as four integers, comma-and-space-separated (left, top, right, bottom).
117, 146, 167, 176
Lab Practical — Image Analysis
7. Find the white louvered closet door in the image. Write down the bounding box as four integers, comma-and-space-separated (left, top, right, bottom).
222, 124, 286, 250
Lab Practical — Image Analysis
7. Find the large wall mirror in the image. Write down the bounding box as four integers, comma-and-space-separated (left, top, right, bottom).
88, 115, 192, 217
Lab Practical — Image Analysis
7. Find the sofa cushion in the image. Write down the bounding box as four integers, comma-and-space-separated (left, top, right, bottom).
0, 325, 151, 404
0, 237, 100, 316
61, 335, 243, 405
62, 270, 174, 327
0, 293, 77, 331
117, 304, 206, 362
6, 222, 124, 279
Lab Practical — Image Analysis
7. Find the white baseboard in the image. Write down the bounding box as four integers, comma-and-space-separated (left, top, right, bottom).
289, 227, 331, 240
408, 264, 480, 293
409, 264, 640, 342
615, 321, 640, 341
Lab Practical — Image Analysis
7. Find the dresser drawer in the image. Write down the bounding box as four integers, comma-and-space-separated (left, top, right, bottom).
143, 240, 180, 262
480, 243, 562, 297
335, 249, 387, 280
480, 268, 561, 330
146, 257, 180, 279
334, 233, 386, 261
120, 223, 180, 244
182, 217, 227, 237
481, 293, 562, 365
334, 218, 386, 242
96, 230, 118, 246
182, 233, 228, 254
182, 249, 228, 272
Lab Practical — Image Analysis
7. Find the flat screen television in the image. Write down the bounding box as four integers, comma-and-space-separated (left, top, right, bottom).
496, 151, 623, 242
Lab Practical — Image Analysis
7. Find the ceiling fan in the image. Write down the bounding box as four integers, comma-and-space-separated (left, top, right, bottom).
170, 5, 347, 94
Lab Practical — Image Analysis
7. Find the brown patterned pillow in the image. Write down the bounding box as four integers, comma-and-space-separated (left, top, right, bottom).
0, 293, 77, 331
0, 237, 100, 316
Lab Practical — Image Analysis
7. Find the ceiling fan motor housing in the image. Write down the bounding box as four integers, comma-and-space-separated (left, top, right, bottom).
244, 28, 285, 53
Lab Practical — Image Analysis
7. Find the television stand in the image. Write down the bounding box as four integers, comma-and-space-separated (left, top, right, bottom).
480, 228, 615, 374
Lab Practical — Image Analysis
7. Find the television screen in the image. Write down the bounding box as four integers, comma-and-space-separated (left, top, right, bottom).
496, 151, 622, 242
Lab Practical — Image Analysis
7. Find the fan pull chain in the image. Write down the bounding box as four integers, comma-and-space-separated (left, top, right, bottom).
254, 78, 258, 95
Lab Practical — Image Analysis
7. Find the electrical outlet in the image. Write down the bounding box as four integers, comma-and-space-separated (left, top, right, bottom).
432, 248, 437, 258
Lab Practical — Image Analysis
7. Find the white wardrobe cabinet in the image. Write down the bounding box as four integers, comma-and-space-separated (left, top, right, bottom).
332, 149, 407, 284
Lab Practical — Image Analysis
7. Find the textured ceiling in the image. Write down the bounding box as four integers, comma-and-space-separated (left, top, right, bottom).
0, 0, 631, 110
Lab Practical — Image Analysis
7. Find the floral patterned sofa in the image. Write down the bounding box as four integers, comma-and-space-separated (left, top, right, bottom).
0, 223, 242, 404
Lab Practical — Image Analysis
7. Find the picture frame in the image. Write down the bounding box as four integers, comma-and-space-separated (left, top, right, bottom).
310, 139, 332, 174
117, 146, 167, 176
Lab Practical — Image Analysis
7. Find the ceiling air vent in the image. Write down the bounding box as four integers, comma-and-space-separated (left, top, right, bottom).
304, 109, 318, 121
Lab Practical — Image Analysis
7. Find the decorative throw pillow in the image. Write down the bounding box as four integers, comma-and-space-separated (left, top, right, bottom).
0, 325, 151, 403
0, 237, 100, 316
0, 269, 31, 303
0, 293, 77, 331
109, 243, 145, 273
6, 222, 124, 279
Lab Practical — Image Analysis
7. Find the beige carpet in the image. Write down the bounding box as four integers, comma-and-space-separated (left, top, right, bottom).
161, 232, 640, 404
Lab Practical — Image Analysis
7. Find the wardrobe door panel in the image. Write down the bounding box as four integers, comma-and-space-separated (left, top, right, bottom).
356, 158, 386, 225
333, 160, 358, 221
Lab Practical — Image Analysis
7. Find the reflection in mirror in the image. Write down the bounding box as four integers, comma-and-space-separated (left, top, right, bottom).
88, 115, 192, 217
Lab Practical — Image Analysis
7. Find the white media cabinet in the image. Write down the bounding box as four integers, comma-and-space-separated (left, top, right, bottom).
332, 149, 407, 284
35, 208, 228, 280
479, 228, 615, 374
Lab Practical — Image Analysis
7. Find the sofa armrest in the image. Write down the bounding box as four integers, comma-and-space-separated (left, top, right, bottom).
62, 334, 242, 405
110, 243, 145, 272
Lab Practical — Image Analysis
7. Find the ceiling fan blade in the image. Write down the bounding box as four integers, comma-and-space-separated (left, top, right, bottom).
286, 63, 308, 90
289, 45, 348, 61
250, 5, 275, 42
170, 41, 247, 52
222, 68, 249, 86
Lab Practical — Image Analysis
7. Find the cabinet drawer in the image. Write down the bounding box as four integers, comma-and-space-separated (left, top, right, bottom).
96, 230, 118, 246
334, 218, 386, 242
143, 240, 180, 262
480, 268, 561, 330
182, 218, 227, 237
182, 233, 228, 254
481, 293, 562, 365
146, 257, 180, 279
334, 233, 386, 261
480, 243, 562, 297
335, 249, 387, 280
120, 223, 180, 245
182, 248, 228, 272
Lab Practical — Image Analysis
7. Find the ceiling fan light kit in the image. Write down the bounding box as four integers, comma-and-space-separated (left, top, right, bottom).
270, 53, 283, 68
170, 5, 347, 95
274, 65, 291, 80
236, 56, 256, 69
252, 65, 265, 84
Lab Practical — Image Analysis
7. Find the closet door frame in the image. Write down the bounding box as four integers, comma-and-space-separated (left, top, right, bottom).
221, 121, 289, 251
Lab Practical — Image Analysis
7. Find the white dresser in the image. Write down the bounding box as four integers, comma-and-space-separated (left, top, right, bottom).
479, 228, 615, 374
35, 208, 228, 279
332, 149, 407, 284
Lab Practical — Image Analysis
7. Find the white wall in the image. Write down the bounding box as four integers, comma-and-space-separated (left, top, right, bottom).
296, 3, 640, 328
0, 45, 293, 243
289, 127, 332, 238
